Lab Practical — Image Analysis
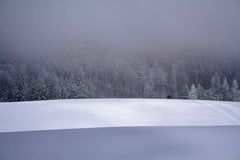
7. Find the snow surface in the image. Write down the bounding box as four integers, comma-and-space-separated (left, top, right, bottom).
0, 99, 240, 132
1, 99, 240, 160
0, 126, 240, 160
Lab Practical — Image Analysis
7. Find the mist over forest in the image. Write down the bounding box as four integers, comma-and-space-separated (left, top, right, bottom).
1, 0, 240, 102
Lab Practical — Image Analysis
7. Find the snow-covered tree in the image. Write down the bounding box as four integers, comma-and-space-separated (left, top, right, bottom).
111, 69, 121, 97
188, 84, 197, 100
221, 77, 231, 101
58, 76, 68, 99
9, 64, 29, 101
211, 73, 221, 93
205, 88, 216, 100
181, 83, 189, 99
169, 65, 178, 99
155, 67, 167, 98
135, 63, 146, 97
29, 78, 47, 100
77, 76, 90, 98
144, 80, 153, 98
231, 79, 239, 101
144, 69, 155, 98
65, 74, 81, 99
1, 52, 240, 102
211, 73, 221, 100
0, 71, 14, 101
197, 84, 205, 100
237, 90, 240, 102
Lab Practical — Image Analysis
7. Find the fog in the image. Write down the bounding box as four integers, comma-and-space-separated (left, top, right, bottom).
0, 0, 240, 57
1, 0, 240, 102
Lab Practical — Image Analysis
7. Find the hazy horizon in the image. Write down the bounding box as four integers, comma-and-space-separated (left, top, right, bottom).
1, 0, 240, 57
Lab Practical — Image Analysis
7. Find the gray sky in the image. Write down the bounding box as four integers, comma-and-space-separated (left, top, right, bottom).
0, 0, 240, 56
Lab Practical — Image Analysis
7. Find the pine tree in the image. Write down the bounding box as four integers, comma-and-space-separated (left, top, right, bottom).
76, 70, 90, 98
11, 82, 28, 101
211, 73, 221, 92
29, 78, 47, 100
143, 68, 155, 98
144, 78, 155, 98
10, 64, 29, 101
41, 71, 61, 100
231, 79, 239, 101
188, 84, 197, 100
0, 71, 14, 102
181, 83, 189, 99
59, 76, 68, 99
237, 90, 240, 102
205, 88, 215, 100
211, 73, 221, 100
197, 84, 205, 100
135, 61, 146, 98
155, 67, 167, 98
65, 74, 80, 99
221, 77, 231, 101
169, 65, 178, 99
111, 69, 121, 97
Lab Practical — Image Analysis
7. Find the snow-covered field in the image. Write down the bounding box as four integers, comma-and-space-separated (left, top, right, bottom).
0, 99, 240, 132
1, 126, 240, 160
1, 99, 240, 160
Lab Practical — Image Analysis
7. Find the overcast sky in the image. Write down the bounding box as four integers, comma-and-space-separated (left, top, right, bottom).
0, 0, 240, 56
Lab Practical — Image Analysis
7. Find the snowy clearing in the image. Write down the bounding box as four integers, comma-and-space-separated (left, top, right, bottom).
0, 99, 240, 132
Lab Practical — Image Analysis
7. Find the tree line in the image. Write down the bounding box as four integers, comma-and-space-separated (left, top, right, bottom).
0, 53, 240, 102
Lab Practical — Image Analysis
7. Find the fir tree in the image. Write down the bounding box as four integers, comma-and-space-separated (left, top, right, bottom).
197, 84, 205, 100
211, 73, 221, 100
221, 77, 231, 101
188, 84, 197, 100
231, 79, 239, 101
205, 89, 215, 100
156, 67, 167, 98
169, 65, 178, 99
237, 90, 240, 102
29, 78, 47, 100
181, 84, 189, 99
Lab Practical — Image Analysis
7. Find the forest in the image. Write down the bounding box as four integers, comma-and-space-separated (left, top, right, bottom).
1, 0, 240, 102
1, 51, 240, 102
